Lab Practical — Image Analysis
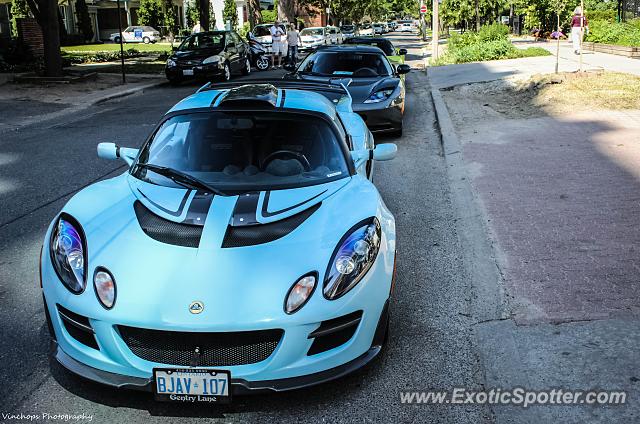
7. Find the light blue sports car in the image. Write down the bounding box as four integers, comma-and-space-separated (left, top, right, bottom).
40, 80, 397, 403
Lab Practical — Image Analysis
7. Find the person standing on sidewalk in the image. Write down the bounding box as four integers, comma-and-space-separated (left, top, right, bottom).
270, 21, 286, 69
571, 7, 588, 55
286, 23, 301, 67
192, 20, 202, 34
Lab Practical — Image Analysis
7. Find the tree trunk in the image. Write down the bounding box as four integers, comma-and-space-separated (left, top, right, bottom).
475, 0, 480, 31
41, 0, 63, 76
198, 0, 209, 31
247, 0, 261, 28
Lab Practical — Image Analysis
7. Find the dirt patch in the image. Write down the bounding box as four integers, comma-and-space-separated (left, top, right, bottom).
442, 71, 640, 122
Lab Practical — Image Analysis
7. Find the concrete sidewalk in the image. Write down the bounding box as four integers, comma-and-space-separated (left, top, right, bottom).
428, 39, 640, 89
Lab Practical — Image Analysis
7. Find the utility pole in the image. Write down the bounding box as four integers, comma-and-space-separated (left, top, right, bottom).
579, 0, 584, 72
431, 0, 439, 60
116, 0, 126, 84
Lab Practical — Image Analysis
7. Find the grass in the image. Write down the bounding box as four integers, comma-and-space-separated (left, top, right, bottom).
61, 43, 173, 53
511, 47, 552, 58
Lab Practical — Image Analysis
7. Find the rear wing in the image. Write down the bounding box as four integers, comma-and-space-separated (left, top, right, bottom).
196, 79, 353, 112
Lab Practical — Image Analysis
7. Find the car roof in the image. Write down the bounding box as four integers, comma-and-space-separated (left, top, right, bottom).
168, 84, 338, 119
314, 44, 385, 54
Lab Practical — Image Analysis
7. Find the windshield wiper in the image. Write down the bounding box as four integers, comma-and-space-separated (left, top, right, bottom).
136, 163, 228, 196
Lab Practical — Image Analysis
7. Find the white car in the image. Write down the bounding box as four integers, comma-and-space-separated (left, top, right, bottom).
397, 21, 414, 32
110, 26, 160, 44
359, 24, 374, 37
251, 23, 288, 53
372, 23, 384, 35
300, 27, 329, 51
326, 26, 343, 44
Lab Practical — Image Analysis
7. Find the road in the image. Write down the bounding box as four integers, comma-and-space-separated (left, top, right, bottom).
0, 33, 490, 423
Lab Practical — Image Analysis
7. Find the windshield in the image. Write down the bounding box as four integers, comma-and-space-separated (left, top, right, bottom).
341, 25, 354, 31
134, 111, 349, 192
254, 24, 286, 37
178, 33, 225, 51
301, 28, 324, 36
300, 51, 392, 77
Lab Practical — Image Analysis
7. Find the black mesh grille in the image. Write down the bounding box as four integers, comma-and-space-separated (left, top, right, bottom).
222, 203, 320, 248
118, 326, 283, 366
134, 201, 202, 248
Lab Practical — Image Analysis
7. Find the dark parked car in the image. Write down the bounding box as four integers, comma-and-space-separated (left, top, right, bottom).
165, 31, 251, 85
343, 37, 408, 66
285, 45, 410, 136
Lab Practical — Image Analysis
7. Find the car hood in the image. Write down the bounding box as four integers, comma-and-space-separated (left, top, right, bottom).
254, 35, 272, 44
171, 47, 223, 61
56, 173, 386, 326
295, 74, 400, 104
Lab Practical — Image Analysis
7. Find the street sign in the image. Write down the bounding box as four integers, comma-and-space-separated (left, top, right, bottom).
420, 5, 428, 13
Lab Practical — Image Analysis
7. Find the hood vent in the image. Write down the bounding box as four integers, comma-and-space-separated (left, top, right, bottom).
218, 84, 279, 109
134, 201, 203, 248
222, 202, 321, 248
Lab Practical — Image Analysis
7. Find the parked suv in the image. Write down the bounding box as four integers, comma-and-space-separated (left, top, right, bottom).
110, 26, 160, 44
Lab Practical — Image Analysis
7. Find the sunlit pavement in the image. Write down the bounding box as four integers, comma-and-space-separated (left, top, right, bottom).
0, 33, 489, 423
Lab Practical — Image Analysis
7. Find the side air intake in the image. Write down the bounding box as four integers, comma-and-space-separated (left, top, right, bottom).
222, 203, 321, 248
134, 201, 203, 248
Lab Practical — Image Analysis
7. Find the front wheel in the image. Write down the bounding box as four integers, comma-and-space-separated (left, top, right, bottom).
242, 58, 251, 75
143, 36, 151, 44
255, 55, 270, 71
113, 36, 121, 44
222, 63, 231, 81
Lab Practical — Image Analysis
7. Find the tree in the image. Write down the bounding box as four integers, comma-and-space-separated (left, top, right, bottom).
138, 0, 164, 29
185, 0, 215, 30
25, 0, 62, 76
198, 0, 210, 30
223, 0, 239, 28
164, 0, 179, 37
247, 0, 262, 28
75, 0, 94, 42
552, 0, 569, 73
10, 0, 29, 37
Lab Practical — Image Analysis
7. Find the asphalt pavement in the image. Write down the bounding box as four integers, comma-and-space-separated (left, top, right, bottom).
0, 33, 490, 423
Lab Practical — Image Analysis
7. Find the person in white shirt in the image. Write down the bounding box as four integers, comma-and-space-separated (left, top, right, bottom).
192, 20, 201, 34
286, 23, 301, 66
270, 20, 286, 68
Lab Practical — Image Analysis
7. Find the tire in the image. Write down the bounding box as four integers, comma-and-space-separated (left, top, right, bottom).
256, 55, 269, 71
113, 36, 121, 44
241, 58, 251, 75
222, 63, 231, 81
143, 36, 151, 44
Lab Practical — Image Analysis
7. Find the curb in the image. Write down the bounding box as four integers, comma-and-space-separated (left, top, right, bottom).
427, 69, 506, 324
93, 80, 167, 105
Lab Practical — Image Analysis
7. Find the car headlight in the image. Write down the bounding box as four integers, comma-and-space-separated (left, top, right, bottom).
284, 273, 317, 314
94, 267, 116, 309
364, 89, 395, 104
202, 55, 219, 65
49, 214, 87, 294
166, 58, 176, 67
324, 218, 381, 300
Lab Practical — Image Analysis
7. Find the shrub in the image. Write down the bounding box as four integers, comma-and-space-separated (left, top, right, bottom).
478, 23, 510, 42
586, 18, 640, 46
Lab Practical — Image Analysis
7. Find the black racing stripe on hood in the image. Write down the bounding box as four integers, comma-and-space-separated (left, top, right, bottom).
137, 188, 191, 217
134, 201, 203, 248
182, 191, 214, 226
222, 202, 321, 248
261, 189, 327, 218
231, 192, 260, 226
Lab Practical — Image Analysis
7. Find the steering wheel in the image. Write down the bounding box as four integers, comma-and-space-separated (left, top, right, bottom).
261, 150, 311, 172
353, 67, 377, 77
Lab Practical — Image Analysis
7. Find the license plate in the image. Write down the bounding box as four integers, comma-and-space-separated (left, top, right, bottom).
182, 69, 194, 76
153, 368, 231, 403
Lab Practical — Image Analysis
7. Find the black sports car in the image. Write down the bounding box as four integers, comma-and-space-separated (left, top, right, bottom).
285, 45, 410, 136
165, 31, 251, 85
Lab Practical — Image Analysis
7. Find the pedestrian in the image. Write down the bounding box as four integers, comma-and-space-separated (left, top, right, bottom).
192, 20, 201, 34
270, 20, 286, 69
286, 23, 301, 67
571, 6, 588, 55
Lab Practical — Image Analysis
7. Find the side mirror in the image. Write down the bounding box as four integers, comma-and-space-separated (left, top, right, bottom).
398, 48, 407, 55
97, 142, 138, 165
373, 143, 397, 161
171, 46, 177, 52
396, 64, 411, 75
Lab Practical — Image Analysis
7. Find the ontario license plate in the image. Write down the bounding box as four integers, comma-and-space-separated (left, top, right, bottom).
153, 368, 231, 403
183, 69, 194, 76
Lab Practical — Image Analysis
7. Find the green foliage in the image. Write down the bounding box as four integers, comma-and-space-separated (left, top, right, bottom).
10, 0, 29, 37
164, 0, 179, 36
138, 0, 164, 29
223, 0, 239, 28
586, 18, 640, 46
238, 22, 251, 38
184, 0, 215, 30
261, 9, 277, 23
433, 23, 550, 65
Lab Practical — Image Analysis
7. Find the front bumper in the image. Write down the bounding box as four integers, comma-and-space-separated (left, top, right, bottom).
165, 63, 225, 81
354, 101, 404, 133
